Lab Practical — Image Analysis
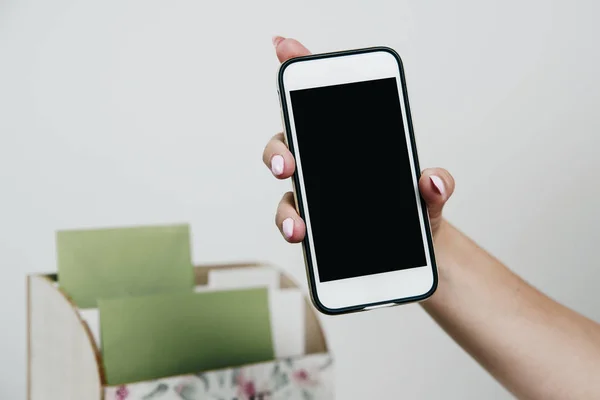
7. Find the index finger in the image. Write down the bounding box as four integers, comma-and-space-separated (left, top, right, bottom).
273, 36, 312, 63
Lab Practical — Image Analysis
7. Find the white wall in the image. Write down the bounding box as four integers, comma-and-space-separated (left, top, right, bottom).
1, 0, 599, 398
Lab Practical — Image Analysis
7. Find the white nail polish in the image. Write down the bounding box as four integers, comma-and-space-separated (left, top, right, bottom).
282, 218, 294, 239
430, 175, 445, 196
272, 36, 284, 47
271, 155, 284, 176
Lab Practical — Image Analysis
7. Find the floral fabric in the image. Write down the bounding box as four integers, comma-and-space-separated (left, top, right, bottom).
105, 352, 333, 400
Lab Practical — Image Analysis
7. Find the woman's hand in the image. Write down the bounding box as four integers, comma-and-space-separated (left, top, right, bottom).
264, 37, 600, 400
264, 36, 456, 242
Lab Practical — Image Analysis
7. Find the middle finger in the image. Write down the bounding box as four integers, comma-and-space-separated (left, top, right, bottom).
262, 132, 296, 179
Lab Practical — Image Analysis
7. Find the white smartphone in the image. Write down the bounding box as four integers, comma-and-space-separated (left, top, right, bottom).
277, 47, 437, 315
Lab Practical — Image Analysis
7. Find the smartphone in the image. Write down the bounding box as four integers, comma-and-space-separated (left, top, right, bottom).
276, 47, 437, 315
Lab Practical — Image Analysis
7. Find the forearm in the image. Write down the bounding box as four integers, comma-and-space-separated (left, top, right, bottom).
422, 220, 600, 400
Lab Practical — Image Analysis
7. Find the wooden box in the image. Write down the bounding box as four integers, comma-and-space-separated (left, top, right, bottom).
27, 262, 333, 400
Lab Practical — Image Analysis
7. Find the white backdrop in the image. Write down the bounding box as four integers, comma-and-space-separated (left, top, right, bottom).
1, 0, 599, 398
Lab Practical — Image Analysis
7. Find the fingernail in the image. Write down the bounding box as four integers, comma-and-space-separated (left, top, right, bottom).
430, 175, 445, 196
271, 155, 284, 176
282, 218, 294, 239
272, 36, 285, 48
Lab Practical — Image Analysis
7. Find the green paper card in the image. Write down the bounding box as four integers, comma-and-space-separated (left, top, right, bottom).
57, 224, 194, 308
99, 288, 274, 385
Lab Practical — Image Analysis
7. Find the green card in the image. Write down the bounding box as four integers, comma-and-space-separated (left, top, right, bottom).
99, 288, 274, 385
57, 224, 194, 308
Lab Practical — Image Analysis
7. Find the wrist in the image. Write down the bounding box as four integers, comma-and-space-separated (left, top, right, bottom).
424, 219, 458, 305
432, 218, 451, 243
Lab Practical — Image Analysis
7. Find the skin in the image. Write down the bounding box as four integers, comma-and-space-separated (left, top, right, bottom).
264, 36, 600, 400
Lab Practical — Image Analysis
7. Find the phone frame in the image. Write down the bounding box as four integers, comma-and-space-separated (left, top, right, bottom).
277, 46, 438, 315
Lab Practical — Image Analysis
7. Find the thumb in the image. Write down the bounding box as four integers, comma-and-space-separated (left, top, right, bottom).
273, 36, 311, 63
419, 168, 455, 231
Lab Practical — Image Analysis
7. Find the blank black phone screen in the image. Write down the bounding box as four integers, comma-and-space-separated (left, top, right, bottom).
289, 77, 427, 282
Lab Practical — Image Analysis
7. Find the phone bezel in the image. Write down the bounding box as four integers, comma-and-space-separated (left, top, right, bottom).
277, 46, 438, 315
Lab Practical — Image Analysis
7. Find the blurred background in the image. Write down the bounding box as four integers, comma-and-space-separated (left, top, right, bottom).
1, 0, 599, 398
